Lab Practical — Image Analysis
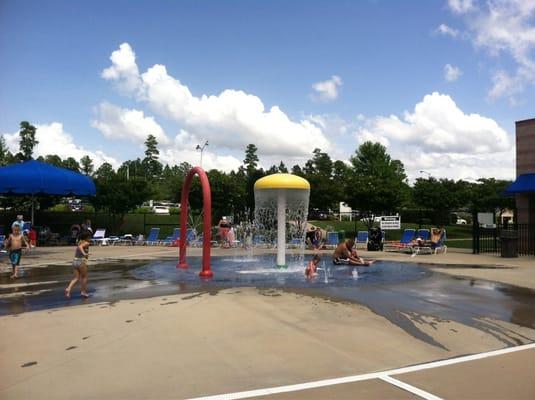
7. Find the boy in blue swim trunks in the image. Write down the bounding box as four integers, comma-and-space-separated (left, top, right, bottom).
4, 225, 30, 279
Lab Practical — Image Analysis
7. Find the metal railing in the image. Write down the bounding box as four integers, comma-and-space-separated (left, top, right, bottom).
473, 223, 535, 256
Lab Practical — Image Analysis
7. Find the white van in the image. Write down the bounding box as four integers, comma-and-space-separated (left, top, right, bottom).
153, 206, 170, 215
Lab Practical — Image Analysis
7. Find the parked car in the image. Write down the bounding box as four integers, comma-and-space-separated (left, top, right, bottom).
153, 206, 170, 215
456, 218, 467, 225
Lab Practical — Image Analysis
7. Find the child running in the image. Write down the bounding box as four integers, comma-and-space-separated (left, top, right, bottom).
5, 225, 30, 279
65, 231, 92, 298
305, 254, 321, 278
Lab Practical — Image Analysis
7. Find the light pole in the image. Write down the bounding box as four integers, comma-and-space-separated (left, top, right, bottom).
196, 140, 209, 168
418, 170, 432, 229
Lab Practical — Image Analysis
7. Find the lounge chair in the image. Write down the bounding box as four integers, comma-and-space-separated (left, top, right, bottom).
355, 231, 369, 249
143, 228, 161, 245
324, 232, 340, 249
413, 229, 448, 255
416, 229, 430, 241
91, 229, 115, 246
113, 233, 135, 246
160, 228, 180, 246
384, 229, 415, 252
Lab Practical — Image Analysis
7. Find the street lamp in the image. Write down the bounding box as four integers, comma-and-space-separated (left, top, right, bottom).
419, 170, 431, 178
196, 140, 209, 168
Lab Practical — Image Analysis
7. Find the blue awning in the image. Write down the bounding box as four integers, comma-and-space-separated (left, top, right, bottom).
0, 160, 96, 196
504, 173, 535, 195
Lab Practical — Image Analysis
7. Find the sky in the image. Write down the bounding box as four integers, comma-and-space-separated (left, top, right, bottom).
1, 0, 534, 182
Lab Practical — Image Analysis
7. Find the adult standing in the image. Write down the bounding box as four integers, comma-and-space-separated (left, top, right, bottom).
11, 215, 24, 230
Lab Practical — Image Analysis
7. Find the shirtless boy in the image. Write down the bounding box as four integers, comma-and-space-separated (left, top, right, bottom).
5, 225, 30, 279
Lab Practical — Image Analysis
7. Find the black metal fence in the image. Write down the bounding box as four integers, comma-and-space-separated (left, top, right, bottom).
473, 223, 535, 256
0, 211, 182, 239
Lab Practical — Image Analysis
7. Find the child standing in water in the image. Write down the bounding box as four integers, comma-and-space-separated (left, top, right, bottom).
65, 231, 92, 298
5, 225, 30, 279
305, 254, 321, 278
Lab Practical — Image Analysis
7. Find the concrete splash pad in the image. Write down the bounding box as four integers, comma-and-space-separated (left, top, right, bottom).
1, 255, 535, 349
1, 254, 535, 399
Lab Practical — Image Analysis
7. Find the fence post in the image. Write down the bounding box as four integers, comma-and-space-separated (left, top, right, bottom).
472, 210, 478, 254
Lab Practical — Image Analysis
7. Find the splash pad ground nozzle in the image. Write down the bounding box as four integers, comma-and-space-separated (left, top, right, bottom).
254, 173, 310, 268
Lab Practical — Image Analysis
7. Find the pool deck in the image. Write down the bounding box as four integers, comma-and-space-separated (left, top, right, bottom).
1, 245, 534, 399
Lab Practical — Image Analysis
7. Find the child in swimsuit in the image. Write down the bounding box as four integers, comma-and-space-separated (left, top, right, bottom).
305, 254, 321, 278
65, 231, 92, 298
5, 225, 30, 279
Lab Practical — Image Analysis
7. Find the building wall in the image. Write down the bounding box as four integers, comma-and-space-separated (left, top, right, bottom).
515, 118, 535, 224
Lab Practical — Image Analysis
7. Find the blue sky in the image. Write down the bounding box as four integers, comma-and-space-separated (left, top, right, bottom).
1, 0, 534, 181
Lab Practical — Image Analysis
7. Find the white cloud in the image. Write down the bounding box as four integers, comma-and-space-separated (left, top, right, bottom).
311, 75, 343, 102
355, 92, 514, 181
92, 102, 170, 145
448, 0, 476, 14
159, 130, 242, 172
449, 0, 535, 99
101, 43, 142, 94
444, 64, 463, 81
436, 23, 460, 38
101, 43, 332, 159
2, 123, 119, 168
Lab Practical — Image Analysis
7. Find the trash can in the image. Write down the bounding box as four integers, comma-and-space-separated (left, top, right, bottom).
500, 230, 518, 258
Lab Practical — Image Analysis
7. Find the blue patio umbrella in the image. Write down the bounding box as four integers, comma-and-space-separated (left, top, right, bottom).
0, 160, 96, 223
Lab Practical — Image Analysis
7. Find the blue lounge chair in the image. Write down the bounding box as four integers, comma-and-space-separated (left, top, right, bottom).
160, 228, 180, 246
144, 227, 160, 245
413, 229, 448, 255
355, 231, 369, 249
384, 229, 415, 252
417, 229, 430, 241
325, 232, 340, 249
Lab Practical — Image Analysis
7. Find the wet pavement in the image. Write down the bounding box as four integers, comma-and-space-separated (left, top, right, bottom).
1, 255, 535, 348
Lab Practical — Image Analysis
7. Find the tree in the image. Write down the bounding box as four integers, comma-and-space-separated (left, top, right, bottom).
142, 134, 162, 178
346, 142, 409, 228
278, 161, 288, 173
304, 148, 338, 212
0, 135, 13, 166
44, 154, 63, 167
80, 155, 94, 176
412, 178, 468, 224
63, 157, 81, 172
469, 178, 515, 216
18, 121, 38, 161
94, 162, 115, 180
243, 144, 259, 175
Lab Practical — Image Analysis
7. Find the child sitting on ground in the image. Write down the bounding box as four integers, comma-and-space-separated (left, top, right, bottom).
305, 254, 321, 278
4, 225, 30, 279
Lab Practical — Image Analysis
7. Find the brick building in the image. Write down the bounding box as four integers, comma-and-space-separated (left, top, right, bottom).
505, 118, 535, 255
506, 118, 535, 224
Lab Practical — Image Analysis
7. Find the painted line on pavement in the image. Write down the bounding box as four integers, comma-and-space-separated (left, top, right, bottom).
379, 375, 442, 400
187, 342, 535, 400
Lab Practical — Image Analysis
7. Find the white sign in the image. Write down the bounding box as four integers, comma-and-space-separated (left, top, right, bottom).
477, 212, 494, 226
380, 216, 401, 230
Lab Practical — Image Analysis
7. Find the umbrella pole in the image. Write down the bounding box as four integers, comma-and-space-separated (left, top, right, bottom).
31, 196, 34, 226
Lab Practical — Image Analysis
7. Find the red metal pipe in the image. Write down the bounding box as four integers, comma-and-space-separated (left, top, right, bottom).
177, 167, 213, 278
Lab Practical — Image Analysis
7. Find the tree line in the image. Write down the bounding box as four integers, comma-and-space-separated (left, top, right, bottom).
1, 121, 514, 222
